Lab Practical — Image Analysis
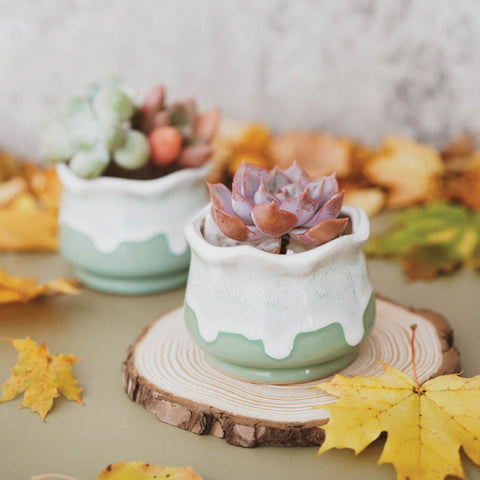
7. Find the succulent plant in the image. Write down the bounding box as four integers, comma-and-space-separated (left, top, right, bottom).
42, 82, 220, 179
138, 85, 220, 169
41, 84, 149, 178
206, 162, 348, 253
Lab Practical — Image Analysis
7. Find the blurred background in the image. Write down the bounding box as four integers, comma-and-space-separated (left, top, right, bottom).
1, 0, 479, 158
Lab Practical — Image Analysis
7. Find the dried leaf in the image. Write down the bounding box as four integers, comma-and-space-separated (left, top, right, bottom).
400, 244, 461, 280
0, 268, 79, 304
316, 364, 480, 480
364, 136, 444, 209
441, 131, 475, 161
0, 193, 58, 251
0, 151, 62, 251
271, 131, 353, 179
0, 177, 27, 206
227, 124, 273, 177
0, 337, 83, 420
97, 462, 202, 480
366, 202, 480, 280
23, 163, 62, 211
209, 124, 272, 183
444, 152, 480, 210
0, 148, 21, 181
343, 187, 386, 217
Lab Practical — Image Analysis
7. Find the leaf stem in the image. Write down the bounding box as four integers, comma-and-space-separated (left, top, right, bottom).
410, 324, 420, 388
279, 234, 290, 255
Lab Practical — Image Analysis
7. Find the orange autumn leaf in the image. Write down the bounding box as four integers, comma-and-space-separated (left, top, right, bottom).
97, 462, 203, 480
0, 337, 83, 420
0, 268, 79, 304
316, 363, 480, 480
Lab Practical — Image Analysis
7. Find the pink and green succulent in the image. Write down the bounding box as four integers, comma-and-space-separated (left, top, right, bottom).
206, 162, 348, 253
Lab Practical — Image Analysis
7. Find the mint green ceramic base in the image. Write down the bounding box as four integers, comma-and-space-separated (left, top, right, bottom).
74, 267, 188, 295
185, 294, 376, 383
60, 225, 190, 295
206, 349, 359, 384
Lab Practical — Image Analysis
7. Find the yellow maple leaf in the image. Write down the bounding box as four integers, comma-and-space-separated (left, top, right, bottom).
316, 364, 480, 480
0, 337, 83, 420
0, 268, 79, 304
97, 461, 203, 480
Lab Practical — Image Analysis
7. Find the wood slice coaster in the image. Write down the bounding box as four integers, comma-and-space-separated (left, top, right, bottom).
123, 296, 460, 448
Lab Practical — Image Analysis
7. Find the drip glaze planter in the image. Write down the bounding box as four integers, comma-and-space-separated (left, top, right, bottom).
183, 205, 375, 384
57, 163, 210, 294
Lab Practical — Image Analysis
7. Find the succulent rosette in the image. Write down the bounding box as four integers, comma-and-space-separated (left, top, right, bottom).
41, 81, 220, 179
206, 162, 348, 253
138, 85, 220, 169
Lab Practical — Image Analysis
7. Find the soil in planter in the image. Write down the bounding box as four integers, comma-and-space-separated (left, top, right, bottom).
102, 161, 180, 181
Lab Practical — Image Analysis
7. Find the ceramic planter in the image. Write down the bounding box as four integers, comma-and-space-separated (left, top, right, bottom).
183, 205, 375, 384
57, 163, 210, 295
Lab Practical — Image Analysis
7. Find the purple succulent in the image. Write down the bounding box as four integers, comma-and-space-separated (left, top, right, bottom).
206, 162, 348, 253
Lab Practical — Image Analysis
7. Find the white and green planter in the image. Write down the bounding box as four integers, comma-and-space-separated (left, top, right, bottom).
57, 163, 210, 295
184, 205, 375, 384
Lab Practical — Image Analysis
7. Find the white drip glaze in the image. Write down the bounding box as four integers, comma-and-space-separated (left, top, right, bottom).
57, 163, 210, 255
184, 205, 374, 360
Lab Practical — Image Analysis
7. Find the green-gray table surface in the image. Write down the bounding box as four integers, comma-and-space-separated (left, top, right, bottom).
1, 218, 479, 480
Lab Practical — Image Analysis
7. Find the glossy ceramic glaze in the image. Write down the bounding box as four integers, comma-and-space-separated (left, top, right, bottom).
184, 205, 375, 383
57, 163, 210, 294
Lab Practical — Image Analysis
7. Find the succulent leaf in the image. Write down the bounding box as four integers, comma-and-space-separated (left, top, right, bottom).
207, 183, 235, 215
149, 126, 182, 166
265, 167, 292, 193
141, 85, 165, 117
304, 191, 345, 228
62, 98, 99, 149
152, 111, 170, 129
113, 131, 150, 170
279, 190, 318, 226
306, 178, 325, 203
241, 170, 262, 202
254, 178, 280, 205
251, 202, 298, 237
291, 217, 349, 247
232, 184, 254, 225
194, 108, 221, 142
101, 121, 127, 152
69, 144, 110, 179
177, 144, 213, 168
282, 160, 310, 185
93, 86, 135, 122
319, 173, 339, 204
169, 99, 197, 129
213, 207, 263, 242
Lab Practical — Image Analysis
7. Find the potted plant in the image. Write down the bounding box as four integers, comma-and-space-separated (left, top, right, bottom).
183, 162, 375, 383
41, 81, 220, 294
